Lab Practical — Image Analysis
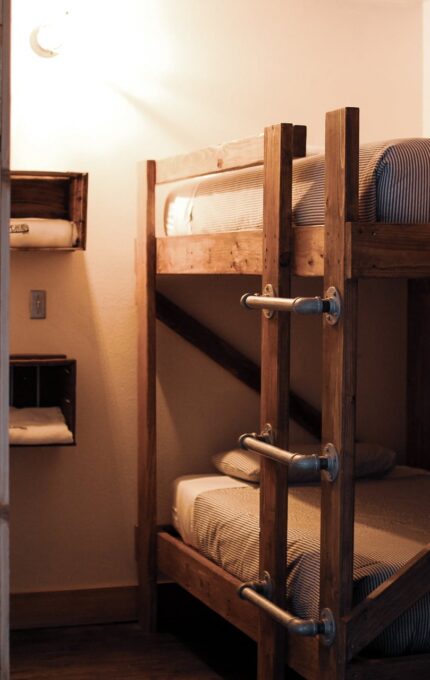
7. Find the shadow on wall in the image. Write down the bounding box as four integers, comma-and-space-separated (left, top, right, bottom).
9, 251, 137, 591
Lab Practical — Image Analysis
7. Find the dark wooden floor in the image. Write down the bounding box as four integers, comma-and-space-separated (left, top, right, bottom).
10, 585, 259, 680
11, 624, 224, 680
10, 585, 304, 679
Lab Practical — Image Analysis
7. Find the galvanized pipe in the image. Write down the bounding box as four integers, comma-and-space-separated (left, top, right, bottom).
239, 434, 321, 475
240, 293, 330, 315
238, 584, 323, 637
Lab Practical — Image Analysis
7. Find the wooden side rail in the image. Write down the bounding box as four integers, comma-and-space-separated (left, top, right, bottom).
156, 125, 306, 185
344, 544, 430, 660
157, 221, 430, 278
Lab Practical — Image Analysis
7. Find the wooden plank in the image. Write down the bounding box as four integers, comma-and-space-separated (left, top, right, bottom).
10, 586, 138, 630
293, 226, 325, 276
344, 544, 430, 660
156, 230, 263, 275
319, 107, 359, 680
258, 124, 292, 680
157, 531, 259, 641
347, 654, 430, 680
350, 222, 430, 277
136, 160, 157, 632
156, 134, 264, 184
0, 3, 10, 678
407, 279, 430, 469
156, 292, 322, 438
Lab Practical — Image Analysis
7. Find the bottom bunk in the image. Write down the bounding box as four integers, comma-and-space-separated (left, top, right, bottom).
158, 457, 430, 679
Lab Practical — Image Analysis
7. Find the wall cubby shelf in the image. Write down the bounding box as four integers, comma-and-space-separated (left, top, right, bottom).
9, 355, 77, 447
10, 171, 88, 251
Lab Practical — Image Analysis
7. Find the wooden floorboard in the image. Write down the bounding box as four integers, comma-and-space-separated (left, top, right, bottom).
9, 585, 305, 679
10, 624, 223, 680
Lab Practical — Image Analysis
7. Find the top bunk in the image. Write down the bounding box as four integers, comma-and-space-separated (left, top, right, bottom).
150, 107, 430, 278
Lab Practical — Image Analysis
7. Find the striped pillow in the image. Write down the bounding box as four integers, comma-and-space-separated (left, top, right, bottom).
212, 443, 396, 484
211, 449, 260, 483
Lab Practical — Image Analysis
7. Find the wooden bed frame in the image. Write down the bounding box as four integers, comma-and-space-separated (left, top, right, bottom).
136, 107, 430, 680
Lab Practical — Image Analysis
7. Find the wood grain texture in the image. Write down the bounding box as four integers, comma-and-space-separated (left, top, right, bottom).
10, 624, 223, 680
156, 134, 264, 184
347, 654, 430, 680
136, 160, 157, 632
319, 107, 359, 680
258, 124, 292, 680
157, 532, 259, 641
0, 3, 10, 678
407, 279, 430, 469
10, 586, 138, 630
156, 292, 321, 438
156, 230, 263, 275
10, 171, 88, 251
345, 544, 430, 659
350, 222, 430, 277
292, 226, 325, 276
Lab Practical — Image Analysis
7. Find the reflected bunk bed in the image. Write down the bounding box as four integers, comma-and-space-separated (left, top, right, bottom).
136, 107, 430, 680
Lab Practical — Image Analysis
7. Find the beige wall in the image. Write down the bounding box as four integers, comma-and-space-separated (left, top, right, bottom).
424, 0, 430, 135
10, 0, 423, 592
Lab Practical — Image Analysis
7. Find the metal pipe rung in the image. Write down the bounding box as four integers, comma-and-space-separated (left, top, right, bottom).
239, 432, 339, 482
240, 286, 341, 325
241, 293, 329, 314
237, 573, 336, 646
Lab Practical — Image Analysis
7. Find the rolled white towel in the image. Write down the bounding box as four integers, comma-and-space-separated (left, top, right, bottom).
10, 218, 78, 248
9, 406, 74, 445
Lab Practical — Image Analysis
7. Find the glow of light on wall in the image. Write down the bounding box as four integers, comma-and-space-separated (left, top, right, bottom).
12, 0, 173, 159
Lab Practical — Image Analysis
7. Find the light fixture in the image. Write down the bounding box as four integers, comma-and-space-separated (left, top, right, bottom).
30, 11, 70, 58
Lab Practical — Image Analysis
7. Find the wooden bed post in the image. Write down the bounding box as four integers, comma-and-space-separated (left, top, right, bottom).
407, 279, 430, 470
137, 159, 157, 632
319, 107, 359, 680
258, 123, 293, 680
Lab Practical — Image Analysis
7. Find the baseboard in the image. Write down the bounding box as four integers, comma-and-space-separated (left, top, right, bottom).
10, 585, 138, 630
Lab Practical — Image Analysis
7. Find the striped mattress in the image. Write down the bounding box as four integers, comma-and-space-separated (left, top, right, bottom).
164, 139, 430, 235
172, 467, 430, 656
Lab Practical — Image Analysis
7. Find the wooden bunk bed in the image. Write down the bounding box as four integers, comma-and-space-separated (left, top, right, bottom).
136, 107, 430, 680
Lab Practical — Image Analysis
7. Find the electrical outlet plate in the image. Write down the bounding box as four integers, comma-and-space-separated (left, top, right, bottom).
30, 290, 46, 319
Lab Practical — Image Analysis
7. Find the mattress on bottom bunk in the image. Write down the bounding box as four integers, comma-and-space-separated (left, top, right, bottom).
172, 467, 430, 656
164, 139, 430, 235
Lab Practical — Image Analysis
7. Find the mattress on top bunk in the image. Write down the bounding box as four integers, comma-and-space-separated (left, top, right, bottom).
172, 466, 430, 656
164, 139, 430, 235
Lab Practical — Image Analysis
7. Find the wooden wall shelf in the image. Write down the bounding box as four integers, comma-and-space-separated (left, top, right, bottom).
10, 171, 88, 251
9, 354, 77, 446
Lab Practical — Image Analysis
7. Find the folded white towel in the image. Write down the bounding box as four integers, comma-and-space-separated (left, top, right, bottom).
10, 218, 78, 248
9, 406, 74, 445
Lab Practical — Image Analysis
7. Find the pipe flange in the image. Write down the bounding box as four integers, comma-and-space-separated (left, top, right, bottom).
324, 286, 341, 326
237, 570, 273, 601
319, 608, 336, 647
321, 443, 339, 482
263, 283, 275, 319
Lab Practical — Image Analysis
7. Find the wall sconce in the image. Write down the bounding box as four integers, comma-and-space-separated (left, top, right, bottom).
30, 11, 70, 58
